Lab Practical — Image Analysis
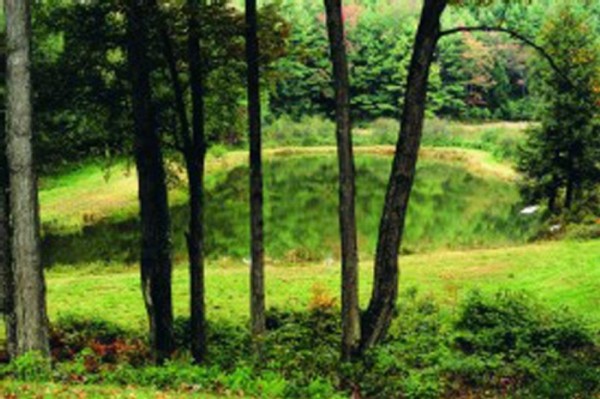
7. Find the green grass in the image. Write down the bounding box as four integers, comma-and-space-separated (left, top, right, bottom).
264, 116, 530, 161
46, 239, 600, 331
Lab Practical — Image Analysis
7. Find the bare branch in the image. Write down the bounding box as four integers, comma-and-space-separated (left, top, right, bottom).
438, 26, 574, 89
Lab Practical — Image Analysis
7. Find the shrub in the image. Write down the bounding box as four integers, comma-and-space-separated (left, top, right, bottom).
4, 291, 598, 398
3, 352, 52, 381
448, 291, 600, 396
50, 315, 148, 365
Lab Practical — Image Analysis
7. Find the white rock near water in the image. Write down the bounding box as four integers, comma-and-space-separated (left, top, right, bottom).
520, 205, 540, 215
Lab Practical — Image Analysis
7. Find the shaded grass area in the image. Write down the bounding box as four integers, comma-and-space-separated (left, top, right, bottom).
46, 240, 600, 330
41, 151, 536, 266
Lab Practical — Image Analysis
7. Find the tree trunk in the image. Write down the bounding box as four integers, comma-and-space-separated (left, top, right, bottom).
5, 0, 50, 357
565, 153, 575, 210
565, 178, 574, 210
126, 0, 174, 364
0, 38, 15, 358
0, 125, 16, 358
187, 0, 208, 364
323, 0, 361, 361
246, 0, 266, 338
361, 0, 447, 351
155, 0, 207, 363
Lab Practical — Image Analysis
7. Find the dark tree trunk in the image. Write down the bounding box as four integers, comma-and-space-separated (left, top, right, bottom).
565, 178, 574, 210
187, 0, 208, 364
361, 0, 447, 351
126, 0, 174, 364
5, 0, 50, 357
548, 185, 557, 214
548, 170, 559, 214
0, 126, 15, 358
323, 0, 361, 361
0, 37, 15, 358
565, 153, 575, 210
155, 0, 207, 363
246, 0, 266, 338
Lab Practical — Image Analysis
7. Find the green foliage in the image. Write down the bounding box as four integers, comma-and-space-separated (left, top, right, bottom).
271, 0, 540, 122
7, 291, 598, 398
28, 0, 289, 169
2, 352, 52, 382
518, 3, 600, 215
447, 291, 600, 397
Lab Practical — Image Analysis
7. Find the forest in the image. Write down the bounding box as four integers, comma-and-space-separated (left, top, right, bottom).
0, 0, 600, 397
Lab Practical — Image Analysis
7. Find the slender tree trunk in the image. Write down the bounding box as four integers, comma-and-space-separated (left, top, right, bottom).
246, 0, 266, 338
565, 178, 574, 210
548, 185, 557, 214
0, 125, 16, 359
548, 169, 559, 214
323, 0, 361, 361
5, 0, 49, 357
126, 0, 174, 364
361, 0, 447, 351
565, 153, 575, 210
156, 0, 207, 363
187, 0, 208, 364
0, 40, 15, 358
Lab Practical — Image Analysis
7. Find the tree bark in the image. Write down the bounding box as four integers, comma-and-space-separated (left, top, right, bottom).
155, 0, 207, 363
246, 0, 266, 338
361, 0, 447, 351
126, 0, 174, 364
0, 37, 15, 358
323, 0, 361, 361
5, 0, 50, 357
0, 123, 16, 358
187, 0, 208, 364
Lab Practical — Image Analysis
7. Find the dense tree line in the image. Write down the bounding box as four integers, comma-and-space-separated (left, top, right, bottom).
12, 0, 599, 169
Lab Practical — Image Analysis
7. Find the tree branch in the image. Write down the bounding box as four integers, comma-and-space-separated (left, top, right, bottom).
438, 26, 574, 89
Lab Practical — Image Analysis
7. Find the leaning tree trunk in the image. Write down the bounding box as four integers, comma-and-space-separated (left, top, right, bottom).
323, 0, 361, 361
361, 0, 447, 351
187, 0, 208, 364
5, 0, 50, 357
246, 0, 266, 338
126, 0, 174, 364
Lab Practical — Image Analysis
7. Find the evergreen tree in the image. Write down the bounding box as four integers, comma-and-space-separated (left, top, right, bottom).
518, 4, 600, 213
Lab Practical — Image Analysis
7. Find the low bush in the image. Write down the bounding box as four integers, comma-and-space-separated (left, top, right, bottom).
446, 291, 600, 397
3, 290, 598, 398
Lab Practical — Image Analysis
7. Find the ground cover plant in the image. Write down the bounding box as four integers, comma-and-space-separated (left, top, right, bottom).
1, 288, 598, 398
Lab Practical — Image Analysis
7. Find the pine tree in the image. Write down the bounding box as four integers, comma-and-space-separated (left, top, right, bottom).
518, 4, 600, 214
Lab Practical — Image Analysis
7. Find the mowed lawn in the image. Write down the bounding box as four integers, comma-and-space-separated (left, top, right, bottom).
47, 239, 600, 331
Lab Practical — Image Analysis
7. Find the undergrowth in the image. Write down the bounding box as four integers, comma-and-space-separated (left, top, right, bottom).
2, 290, 597, 398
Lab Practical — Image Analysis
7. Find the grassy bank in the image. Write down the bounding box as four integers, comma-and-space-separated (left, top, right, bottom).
47, 239, 600, 330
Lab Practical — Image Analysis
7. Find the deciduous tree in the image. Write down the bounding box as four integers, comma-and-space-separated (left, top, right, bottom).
246, 0, 266, 339
125, 0, 174, 363
5, 0, 50, 357
323, 0, 361, 361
